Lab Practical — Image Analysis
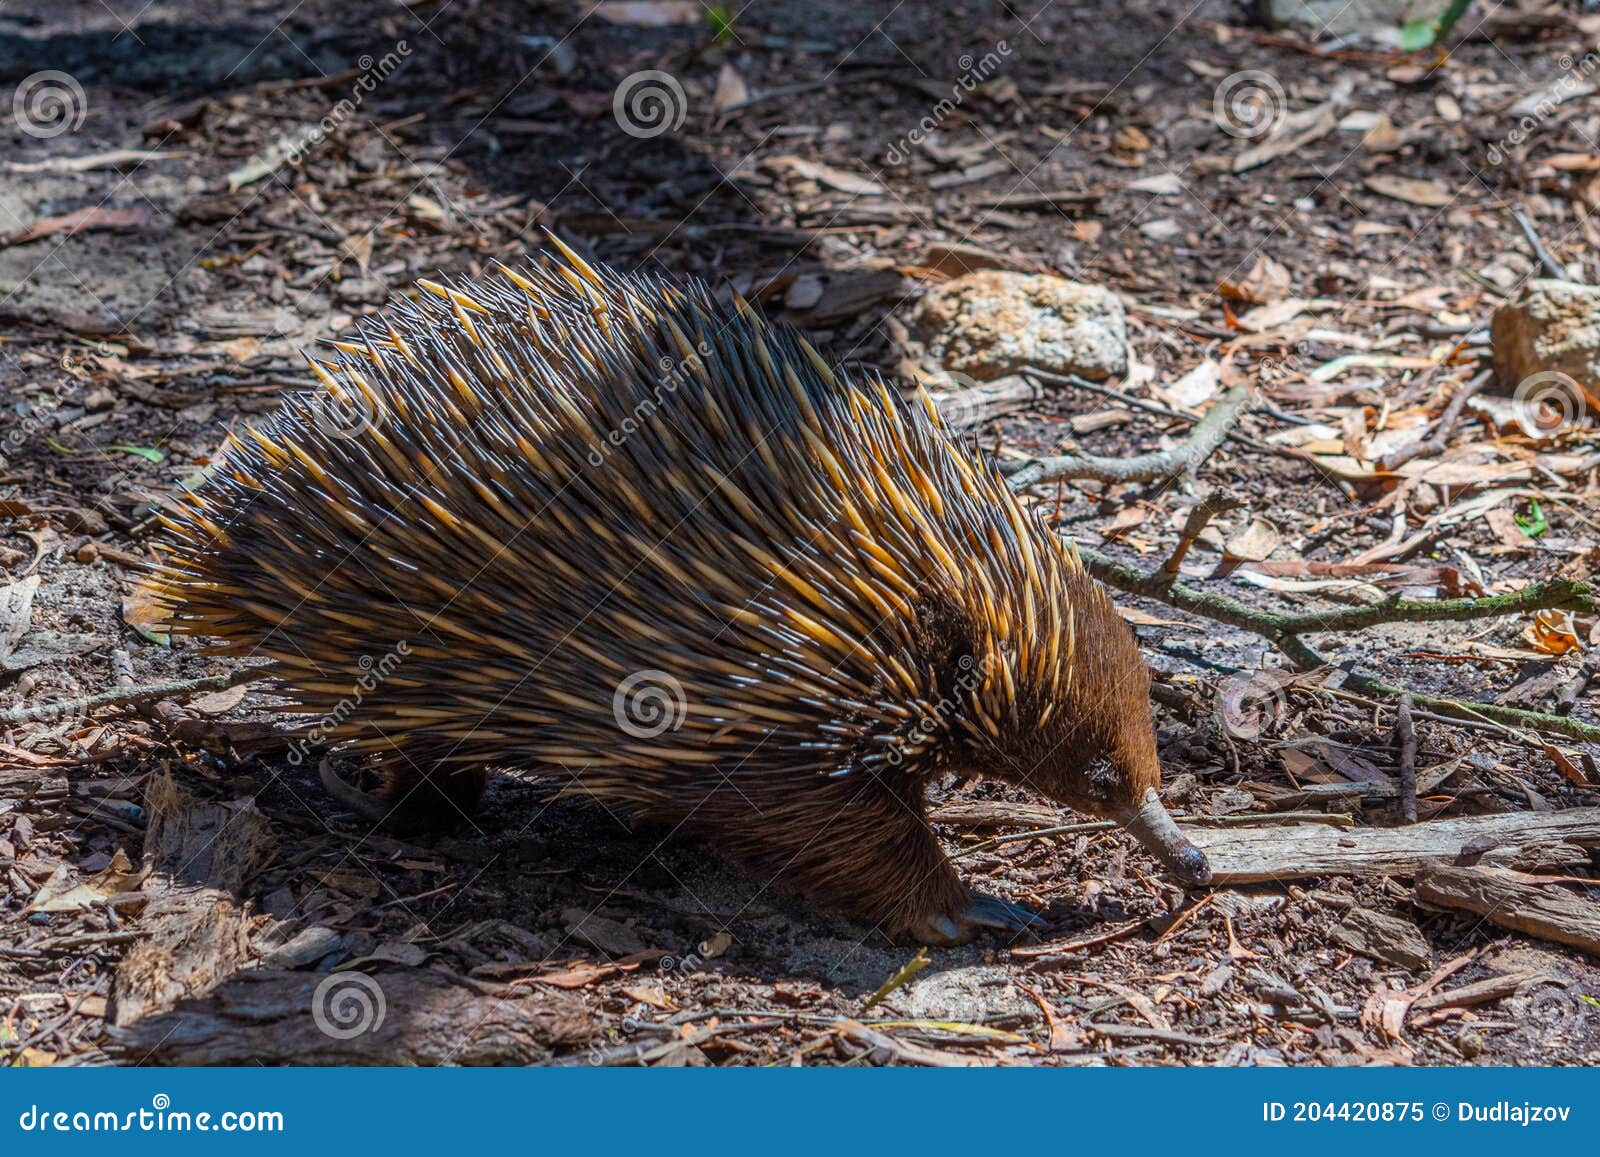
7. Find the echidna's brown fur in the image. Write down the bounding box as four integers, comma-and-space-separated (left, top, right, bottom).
146, 238, 1176, 943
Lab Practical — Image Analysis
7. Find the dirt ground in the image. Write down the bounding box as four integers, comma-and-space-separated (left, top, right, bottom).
2, 0, 1599, 1066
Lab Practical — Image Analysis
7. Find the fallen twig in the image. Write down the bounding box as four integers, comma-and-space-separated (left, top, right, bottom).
1395, 692, 1418, 824
930, 374, 1047, 430
1005, 382, 1253, 488
1512, 208, 1570, 281
1162, 491, 1243, 578
1077, 541, 1600, 741
0, 667, 264, 726
1377, 370, 1490, 472
953, 810, 1352, 860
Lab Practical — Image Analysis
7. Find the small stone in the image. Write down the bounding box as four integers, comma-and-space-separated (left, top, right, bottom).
913, 271, 1127, 382
1491, 279, 1600, 393
561, 907, 650, 957
261, 923, 349, 969
334, 277, 389, 305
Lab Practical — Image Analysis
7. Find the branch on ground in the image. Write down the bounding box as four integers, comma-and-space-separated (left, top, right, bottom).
0, 667, 265, 727
1075, 541, 1600, 743
1005, 382, 1254, 489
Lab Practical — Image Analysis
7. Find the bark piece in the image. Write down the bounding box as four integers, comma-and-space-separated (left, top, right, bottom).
1329, 907, 1432, 970
1491, 279, 1600, 393
1415, 865, 1600, 958
1187, 807, 1600, 885
927, 800, 1061, 829
112, 968, 594, 1065
109, 773, 274, 1027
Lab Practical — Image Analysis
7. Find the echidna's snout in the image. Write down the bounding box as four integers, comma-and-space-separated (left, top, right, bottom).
1118, 787, 1213, 886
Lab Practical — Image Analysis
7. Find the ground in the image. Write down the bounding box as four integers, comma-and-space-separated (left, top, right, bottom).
1, 0, 1599, 1066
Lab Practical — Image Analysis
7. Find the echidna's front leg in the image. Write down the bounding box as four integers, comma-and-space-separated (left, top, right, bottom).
706, 774, 1041, 944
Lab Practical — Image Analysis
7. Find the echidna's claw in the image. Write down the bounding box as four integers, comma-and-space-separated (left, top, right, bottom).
963, 892, 1045, 934
911, 892, 1043, 945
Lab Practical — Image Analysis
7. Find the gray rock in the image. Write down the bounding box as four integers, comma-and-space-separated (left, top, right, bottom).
334, 276, 389, 306
890, 964, 1034, 1021
1266, 0, 1450, 41
1492, 279, 1600, 393
914, 271, 1127, 382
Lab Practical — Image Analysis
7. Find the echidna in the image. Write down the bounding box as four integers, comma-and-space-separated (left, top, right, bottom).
146, 236, 1209, 944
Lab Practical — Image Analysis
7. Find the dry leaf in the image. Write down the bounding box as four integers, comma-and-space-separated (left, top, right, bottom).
1158, 359, 1220, 409
1364, 175, 1453, 207
0, 575, 40, 661
769, 157, 884, 196
523, 961, 627, 989
189, 684, 250, 715
1219, 255, 1290, 305
588, 0, 702, 24
1362, 114, 1401, 153
1100, 505, 1149, 540
1523, 609, 1581, 655
621, 983, 675, 1010
1223, 517, 1280, 562
713, 62, 749, 112
2, 206, 148, 249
